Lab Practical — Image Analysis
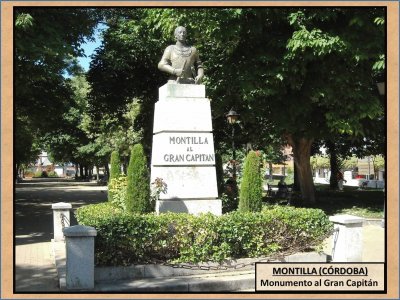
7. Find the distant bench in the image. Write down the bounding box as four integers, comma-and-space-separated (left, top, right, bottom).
265, 183, 294, 204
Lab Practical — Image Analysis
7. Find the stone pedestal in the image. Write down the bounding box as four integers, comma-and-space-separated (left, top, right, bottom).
52, 202, 72, 242
63, 225, 97, 290
329, 214, 364, 262
151, 82, 221, 215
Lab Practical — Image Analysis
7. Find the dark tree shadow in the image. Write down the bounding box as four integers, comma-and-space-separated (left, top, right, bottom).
14, 264, 59, 292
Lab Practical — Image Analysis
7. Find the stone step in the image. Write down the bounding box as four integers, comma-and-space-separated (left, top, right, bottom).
94, 270, 255, 292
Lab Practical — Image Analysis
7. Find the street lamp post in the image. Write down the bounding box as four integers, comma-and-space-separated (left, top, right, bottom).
226, 108, 240, 180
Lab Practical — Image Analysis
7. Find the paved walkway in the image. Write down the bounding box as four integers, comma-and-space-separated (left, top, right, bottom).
362, 224, 385, 262
15, 242, 59, 291
323, 224, 385, 262
14, 179, 107, 292
14, 178, 385, 292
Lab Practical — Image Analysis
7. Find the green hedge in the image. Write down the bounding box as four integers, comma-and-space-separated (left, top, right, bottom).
109, 151, 121, 180
239, 151, 263, 212
126, 144, 151, 213
108, 175, 127, 210
76, 203, 333, 266
108, 150, 121, 202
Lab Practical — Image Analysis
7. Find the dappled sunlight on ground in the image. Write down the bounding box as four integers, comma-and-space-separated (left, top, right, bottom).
15, 179, 108, 292
323, 224, 384, 262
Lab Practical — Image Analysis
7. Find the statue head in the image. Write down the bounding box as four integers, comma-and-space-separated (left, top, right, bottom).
174, 26, 187, 43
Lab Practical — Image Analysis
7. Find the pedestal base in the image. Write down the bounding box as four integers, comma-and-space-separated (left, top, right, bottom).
156, 199, 222, 215
151, 82, 221, 215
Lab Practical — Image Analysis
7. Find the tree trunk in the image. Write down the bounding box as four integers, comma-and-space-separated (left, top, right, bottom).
80, 165, 84, 179
104, 164, 110, 177
96, 165, 100, 181
287, 134, 315, 203
326, 140, 339, 190
293, 162, 300, 191
15, 163, 20, 182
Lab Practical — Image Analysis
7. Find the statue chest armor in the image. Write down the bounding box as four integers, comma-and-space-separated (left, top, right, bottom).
170, 46, 196, 78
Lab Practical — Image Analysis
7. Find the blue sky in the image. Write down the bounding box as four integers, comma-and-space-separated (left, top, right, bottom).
78, 25, 106, 71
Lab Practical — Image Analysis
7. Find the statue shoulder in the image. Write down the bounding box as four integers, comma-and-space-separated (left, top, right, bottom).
163, 45, 175, 54
191, 46, 201, 60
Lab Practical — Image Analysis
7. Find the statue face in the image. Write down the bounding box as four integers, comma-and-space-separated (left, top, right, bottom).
174, 27, 187, 42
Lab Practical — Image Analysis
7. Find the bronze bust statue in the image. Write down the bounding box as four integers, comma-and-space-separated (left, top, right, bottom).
158, 26, 204, 84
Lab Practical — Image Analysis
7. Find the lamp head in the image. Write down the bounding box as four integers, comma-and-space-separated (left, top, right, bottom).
226, 108, 240, 124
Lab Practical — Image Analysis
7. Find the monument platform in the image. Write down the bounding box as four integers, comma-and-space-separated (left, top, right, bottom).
151, 82, 221, 215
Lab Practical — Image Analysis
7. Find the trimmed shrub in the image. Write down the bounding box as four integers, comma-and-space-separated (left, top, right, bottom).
76, 203, 333, 266
33, 170, 43, 178
48, 171, 58, 177
110, 151, 122, 179
238, 151, 263, 212
108, 175, 128, 210
126, 144, 151, 213
33, 170, 49, 178
108, 151, 121, 202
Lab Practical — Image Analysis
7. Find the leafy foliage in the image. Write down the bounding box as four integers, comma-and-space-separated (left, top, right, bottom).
14, 117, 42, 168
263, 142, 289, 181
150, 177, 167, 209
14, 8, 99, 168
108, 150, 122, 201
110, 151, 122, 179
79, 97, 144, 172
341, 155, 358, 170
42, 74, 103, 177
239, 151, 263, 212
86, 8, 384, 203
108, 175, 128, 210
371, 155, 385, 178
33, 170, 48, 178
126, 144, 151, 213
16, 8, 385, 203
310, 155, 330, 172
76, 203, 333, 266
221, 193, 238, 214
215, 153, 225, 197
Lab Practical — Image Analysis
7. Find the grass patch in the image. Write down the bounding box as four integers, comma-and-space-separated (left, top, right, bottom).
314, 185, 384, 218
264, 184, 384, 219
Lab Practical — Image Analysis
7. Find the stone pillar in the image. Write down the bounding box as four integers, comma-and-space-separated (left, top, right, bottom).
151, 82, 221, 215
52, 202, 72, 242
329, 214, 364, 262
63, 225, 97, 290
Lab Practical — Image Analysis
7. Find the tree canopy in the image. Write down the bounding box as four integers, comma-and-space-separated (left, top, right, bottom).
15, 7, 385, 203
86, 7, 385, 202
14, 8, 100, 169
